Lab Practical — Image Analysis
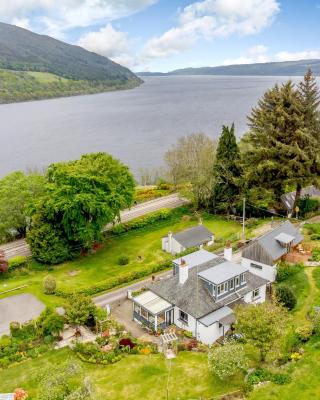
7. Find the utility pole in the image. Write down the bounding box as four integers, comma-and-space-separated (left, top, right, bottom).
242, 197, 246, 241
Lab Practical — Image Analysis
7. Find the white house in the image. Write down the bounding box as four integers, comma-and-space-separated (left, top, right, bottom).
241, 220, 303, 282
132, 249, 268, 345
162, 225, 214, 255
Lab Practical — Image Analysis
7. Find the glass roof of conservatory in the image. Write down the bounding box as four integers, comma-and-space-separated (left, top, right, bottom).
133, 290, 172, 315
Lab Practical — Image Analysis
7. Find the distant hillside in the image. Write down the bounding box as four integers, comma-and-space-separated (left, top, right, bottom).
138, 59, 320, 77
0, 22, 141, 103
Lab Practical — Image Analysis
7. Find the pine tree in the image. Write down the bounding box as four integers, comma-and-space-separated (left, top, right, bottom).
298, 69, 320, 148
211, 124, 242, 213
243, 81, 320, 207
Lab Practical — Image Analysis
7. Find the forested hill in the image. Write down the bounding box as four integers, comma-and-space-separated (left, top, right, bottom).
0, 22, 142, 103
138, 59, 320, 77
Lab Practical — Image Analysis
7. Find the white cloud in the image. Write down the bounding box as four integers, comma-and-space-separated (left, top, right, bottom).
142, 0, 280, 60
77, 24, 135, 67
1, 0, 157, 37
11, 17, 32, 30
223, 46, 320, 66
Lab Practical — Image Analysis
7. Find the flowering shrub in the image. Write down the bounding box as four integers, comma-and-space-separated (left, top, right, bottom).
14, 388, 28, 400
290, 352, 303, 361
119, 338, 136, 349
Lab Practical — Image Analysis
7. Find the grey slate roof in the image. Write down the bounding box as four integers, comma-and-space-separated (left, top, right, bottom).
281, 185, 320, 212
242, 220, 303, 265
199, 306, 233, 327
172, 225, 213, 248
173, 249, 218, 270
198, 260, 248, 284
149, 257, 268, 319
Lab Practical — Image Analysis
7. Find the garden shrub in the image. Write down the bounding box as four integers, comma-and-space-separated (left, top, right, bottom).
10, 321, 37, 341
119, 338, 135, 349
272, 373, 292, 385
275, 285, 297, 310
298, 197, 320, 217
110, 209, 172, 235
8, 255, 27, 270
247, 368, 291, 386
43, 275, 57, 294
118, 255, 129, 265
311, 247, 320, 262
276, 262, 303, 282
295, 324, 313, 342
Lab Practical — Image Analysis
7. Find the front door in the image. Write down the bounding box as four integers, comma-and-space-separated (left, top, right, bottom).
166, 309, 174, 326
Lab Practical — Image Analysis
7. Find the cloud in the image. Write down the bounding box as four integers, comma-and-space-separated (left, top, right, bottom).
223, 46, 320, 66
77, 24, 135, 67
142, 0, 280, 60
1, 0, 157, 37
11, 17, 32, 30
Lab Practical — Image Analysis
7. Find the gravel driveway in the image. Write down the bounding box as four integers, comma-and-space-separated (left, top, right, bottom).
0, 293, 45, 337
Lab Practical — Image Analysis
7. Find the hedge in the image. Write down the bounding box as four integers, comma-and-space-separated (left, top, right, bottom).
55, 260, 172, 298
110, 209, 172, 235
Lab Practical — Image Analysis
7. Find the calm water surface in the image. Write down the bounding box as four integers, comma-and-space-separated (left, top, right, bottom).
0, 75, 300, 178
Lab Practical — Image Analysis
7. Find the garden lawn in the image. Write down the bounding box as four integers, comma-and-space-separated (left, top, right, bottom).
0, 209, 241, 308
0, 348, 243, 400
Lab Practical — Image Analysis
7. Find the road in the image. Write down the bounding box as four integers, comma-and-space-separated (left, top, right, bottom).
94, 270, 173, 308
0, 193, 189, 260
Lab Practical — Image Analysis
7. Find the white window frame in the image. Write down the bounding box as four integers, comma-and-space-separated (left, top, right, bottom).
229, 279, 234, 290
253, 288, 260, 299
235, 276, 240, 287
179, 309, 188, 324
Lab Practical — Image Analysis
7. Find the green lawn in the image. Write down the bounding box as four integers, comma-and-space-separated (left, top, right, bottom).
27, 71, 68, 83
0, 349, 243, 400
0, 210, 242, 307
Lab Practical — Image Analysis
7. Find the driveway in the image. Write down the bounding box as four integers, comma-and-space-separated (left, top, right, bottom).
0, 293, 45, 336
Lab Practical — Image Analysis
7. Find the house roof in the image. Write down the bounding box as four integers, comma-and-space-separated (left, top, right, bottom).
275, 232, 295, 245
133, 290, 172, 315
0, 395, 14, 400
199, 306, 234, 327
242, 220, 303, 265
198, 260, 248, 285
173, 249, 218, 269
149, 257, 268, 319
172, 225, 213, 248
281, 185, 320, 212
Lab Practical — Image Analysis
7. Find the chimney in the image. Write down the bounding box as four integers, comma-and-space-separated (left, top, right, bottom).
179, 258, 189, 284
224, 240, 232, 261
168, 231, 173, 253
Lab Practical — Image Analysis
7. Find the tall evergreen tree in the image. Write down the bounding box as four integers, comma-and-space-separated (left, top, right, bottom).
211, 124, 242, 213
243, 81, 320, 207
298, 69, 320, 147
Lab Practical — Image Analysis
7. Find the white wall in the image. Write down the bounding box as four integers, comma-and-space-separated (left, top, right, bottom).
243, 284, 267, 304
197, 321, 230, 345
242, 257, 276, 282
162, 237, 185, 254
173, 306, 197, 335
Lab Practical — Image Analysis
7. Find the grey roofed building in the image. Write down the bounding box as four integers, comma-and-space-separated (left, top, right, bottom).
242, 220, 303, 266
172, 225, 213, 248
173, 249, 218, 270
198, 260, 248, 285
150, 256, 268, 319
281, 185, 320, 213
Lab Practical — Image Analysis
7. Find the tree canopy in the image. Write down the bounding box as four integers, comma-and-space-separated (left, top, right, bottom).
242, 76, 320, 207
27, 152, 135, 264
165, 133, 216, 207
0, 171, 45, 243
211, 124, 242, 213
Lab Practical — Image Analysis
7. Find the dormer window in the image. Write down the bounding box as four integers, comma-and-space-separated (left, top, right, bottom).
235, 276, 240, 287
229, 279, 234, 290
240, 273, 246, 284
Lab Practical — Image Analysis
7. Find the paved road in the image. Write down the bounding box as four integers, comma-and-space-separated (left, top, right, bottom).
94, 270, 173, 307
0, 193, 189, 260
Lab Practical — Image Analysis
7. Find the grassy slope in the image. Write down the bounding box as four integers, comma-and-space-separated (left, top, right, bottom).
0, 69, 140, 104
0, 349, 243, 399
0, 210, 241, 307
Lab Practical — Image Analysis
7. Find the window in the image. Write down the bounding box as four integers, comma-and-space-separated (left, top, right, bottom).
141, 308, 148, 320
229, 279, 234, 290
134, 304, 141, 315
235, 276, 240, 287
253, 288, 260, 299
240, 273, 246, 284
217, 283, 228, 296
179, 310, 188, 324
251, 263, 263, 270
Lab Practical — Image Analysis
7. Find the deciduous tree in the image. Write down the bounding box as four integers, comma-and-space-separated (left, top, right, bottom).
235, 301, 289, 362
165, 133, 216, 207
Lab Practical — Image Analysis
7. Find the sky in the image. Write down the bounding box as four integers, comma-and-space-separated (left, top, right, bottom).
1, 0, 320, 72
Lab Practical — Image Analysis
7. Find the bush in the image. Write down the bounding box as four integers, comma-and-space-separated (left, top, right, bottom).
118, 255, 129, 265
311, 248, 320, 262
272, 373, 292, 385
247, 369, 291, 386
8, 255, 27, 270
275, 285, 297, 310
110, 209, 171, 235
276, 262, 303, 282
295, 324, 313, 342
43, 275, 56, 294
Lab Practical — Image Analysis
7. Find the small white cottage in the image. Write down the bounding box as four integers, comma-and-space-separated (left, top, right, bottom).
162, 225, 214, 255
